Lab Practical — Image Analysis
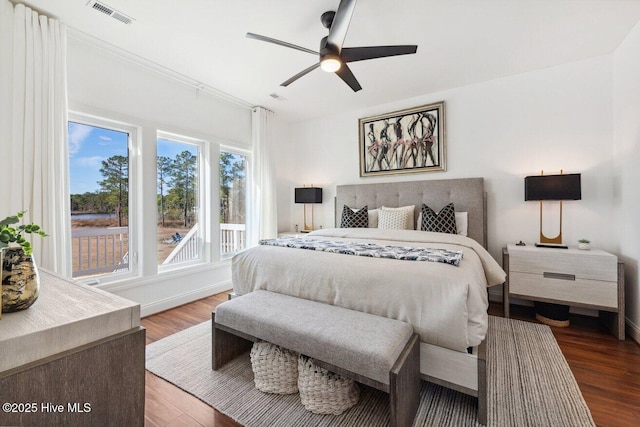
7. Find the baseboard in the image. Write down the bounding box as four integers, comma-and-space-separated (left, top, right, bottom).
625, 316, 640, 345
140, 280, 232, 317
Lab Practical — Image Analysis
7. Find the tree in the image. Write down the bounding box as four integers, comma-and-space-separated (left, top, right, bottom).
99, 155, 128, 227
219, 152, 246, 224
169, 151, 197, 227
157, 156, 172, 227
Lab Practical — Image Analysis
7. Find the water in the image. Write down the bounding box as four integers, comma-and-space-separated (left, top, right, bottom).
71, 213, 115, 220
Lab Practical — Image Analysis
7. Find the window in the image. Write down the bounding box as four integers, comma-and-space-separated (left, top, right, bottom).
68, 118, 135, 280
157, 134, 204, 268
220, 150, 247, 256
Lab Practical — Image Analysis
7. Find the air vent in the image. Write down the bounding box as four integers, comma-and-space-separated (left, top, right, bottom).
269, 93, 287, 101
86, 1, 134, 25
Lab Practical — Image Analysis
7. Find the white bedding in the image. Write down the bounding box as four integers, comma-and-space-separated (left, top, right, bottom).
231, 228, 506, 352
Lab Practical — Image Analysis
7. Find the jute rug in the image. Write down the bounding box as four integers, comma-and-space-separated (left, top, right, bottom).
146, 316, 594, 426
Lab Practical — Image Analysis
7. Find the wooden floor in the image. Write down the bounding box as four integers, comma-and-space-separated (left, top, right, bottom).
142, 294, 640, 427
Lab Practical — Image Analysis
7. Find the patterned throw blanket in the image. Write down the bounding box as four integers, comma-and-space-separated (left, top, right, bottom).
259, 237, 463, 266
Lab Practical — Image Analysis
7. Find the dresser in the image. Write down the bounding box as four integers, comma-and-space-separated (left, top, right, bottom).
0, 269, 145, 425
503, 244, 625, 339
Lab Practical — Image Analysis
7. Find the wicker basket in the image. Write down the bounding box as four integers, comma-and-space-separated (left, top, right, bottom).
250, 341, 299, 394
297, 355, 360, 415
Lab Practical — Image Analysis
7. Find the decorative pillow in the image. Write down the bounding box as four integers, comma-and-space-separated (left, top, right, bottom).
417, 211, 468, 236
380, 205, 415, 229
367, 208, 380, 228
454, 212, 468, 237
420, 203, 457, 234
378, 209, 411, 230
341, 205, 368, 228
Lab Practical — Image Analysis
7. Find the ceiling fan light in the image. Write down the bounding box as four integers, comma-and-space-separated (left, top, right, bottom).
320, 55, 341, 72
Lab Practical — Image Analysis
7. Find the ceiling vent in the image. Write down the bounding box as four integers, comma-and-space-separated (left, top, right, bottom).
86, 1, 135, 25
269, 93, 287, 101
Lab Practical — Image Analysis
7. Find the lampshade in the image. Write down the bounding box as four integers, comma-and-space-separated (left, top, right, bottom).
524, 174, 581, 201
295, 187, 323, 204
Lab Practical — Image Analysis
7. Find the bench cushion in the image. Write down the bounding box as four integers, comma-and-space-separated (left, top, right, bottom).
215, 290, 414, 385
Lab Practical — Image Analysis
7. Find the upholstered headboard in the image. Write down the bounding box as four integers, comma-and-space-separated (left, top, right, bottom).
335, 178, 487, 248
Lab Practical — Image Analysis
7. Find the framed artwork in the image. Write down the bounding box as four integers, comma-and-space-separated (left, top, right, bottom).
359, 101, 446, 176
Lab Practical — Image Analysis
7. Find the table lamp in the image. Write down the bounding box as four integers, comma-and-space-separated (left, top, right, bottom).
295, 186, 323, 232
524, 171, 581, 248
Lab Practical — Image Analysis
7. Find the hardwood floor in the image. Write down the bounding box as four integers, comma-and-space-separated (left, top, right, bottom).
142, 294, 640, 427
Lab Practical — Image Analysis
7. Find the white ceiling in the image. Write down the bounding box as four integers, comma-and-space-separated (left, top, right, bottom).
18, 0, 640, 123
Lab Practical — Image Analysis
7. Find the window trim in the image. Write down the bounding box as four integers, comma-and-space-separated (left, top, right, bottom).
157, 131, 211, 273
67, 111, 141, 284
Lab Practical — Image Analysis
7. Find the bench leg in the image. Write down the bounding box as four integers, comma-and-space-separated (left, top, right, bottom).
212, 312, 252, 370
389, 333, 420, 427
477, 336, 488, 425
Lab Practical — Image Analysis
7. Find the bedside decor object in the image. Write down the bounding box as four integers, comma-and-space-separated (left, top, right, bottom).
1, 211, 48, 313
295, 186, 323, 232
524, 171, 581, 248
359, 101, 445, 176
578, 239, 591, 250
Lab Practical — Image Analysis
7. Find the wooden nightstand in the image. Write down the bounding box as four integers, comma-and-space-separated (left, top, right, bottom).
503, 244, 625, 340
277, 232, 307, 238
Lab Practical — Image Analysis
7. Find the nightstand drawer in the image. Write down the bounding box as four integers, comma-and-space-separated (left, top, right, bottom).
509, 249, 617, 282
509, 271, 618, 309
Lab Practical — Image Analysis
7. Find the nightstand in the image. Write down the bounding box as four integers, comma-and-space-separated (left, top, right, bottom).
503, 244, 625, 339
277, 232, 307, 238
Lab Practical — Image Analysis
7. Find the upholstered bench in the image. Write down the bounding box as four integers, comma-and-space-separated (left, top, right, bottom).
212, 290, 420, 427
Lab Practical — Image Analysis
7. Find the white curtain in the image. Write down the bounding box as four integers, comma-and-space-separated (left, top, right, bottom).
0, 0, 71, 276
249, 107, 278, 245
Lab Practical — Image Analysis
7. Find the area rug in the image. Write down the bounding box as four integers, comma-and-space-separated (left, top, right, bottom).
146, 316, 594, 426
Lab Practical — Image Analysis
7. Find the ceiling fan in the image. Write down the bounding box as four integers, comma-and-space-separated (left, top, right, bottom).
246, 0, 418, 92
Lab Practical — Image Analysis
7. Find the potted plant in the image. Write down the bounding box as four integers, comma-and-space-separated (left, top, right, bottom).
578, 238, 590, 250
0, 211, 48, 255
1, 211, 48, 313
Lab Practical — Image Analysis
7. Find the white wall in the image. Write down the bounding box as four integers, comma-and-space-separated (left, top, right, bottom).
66, 35, 252, 315
277, 55, 616, 269
614, 20, 640, 342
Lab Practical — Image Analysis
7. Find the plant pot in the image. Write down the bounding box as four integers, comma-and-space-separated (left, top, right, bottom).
1, 247, 40, 312
535, 301, 570, 327
578, 243, 590, 250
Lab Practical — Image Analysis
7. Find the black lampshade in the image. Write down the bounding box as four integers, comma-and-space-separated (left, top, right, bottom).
295, 187, 323, 204
524, 174, 581, 201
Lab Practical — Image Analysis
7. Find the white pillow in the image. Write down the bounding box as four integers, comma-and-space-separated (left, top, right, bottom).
417, 211, 468, 236
381, 205, 415, 230
378, 209, 411, 230
350, 207, 380, 228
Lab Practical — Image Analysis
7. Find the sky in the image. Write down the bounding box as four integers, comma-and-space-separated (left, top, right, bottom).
68, 122, 197, 195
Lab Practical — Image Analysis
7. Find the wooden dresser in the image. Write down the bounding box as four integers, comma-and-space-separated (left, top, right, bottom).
503, 244, 624, 339
0, 269, 145, 426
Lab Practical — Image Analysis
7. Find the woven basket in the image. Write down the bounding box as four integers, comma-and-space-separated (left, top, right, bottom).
297, 355, 360, 415
250, 341, 299, 394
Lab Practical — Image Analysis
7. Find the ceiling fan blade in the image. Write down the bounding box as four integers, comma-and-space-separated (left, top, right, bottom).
281, 63, 321, 87
326, 0, 357, 52
335, 63, 362, 92
341, 45, 418, 63
246, 32, 318, 55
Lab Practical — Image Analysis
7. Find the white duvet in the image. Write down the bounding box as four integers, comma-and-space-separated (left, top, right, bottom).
232, 228, 506, 352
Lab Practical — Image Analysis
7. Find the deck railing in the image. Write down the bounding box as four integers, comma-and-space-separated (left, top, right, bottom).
71, 227, 129, 278
72, 223, 246, 277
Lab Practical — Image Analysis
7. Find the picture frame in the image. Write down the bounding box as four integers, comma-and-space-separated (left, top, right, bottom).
359, 101, 446, 176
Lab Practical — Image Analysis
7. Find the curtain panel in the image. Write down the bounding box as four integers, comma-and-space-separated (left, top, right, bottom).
0, 0, 71, 276
250, 107, 278, 244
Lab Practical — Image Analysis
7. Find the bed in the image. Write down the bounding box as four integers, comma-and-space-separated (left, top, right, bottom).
231, 177, 505, 422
